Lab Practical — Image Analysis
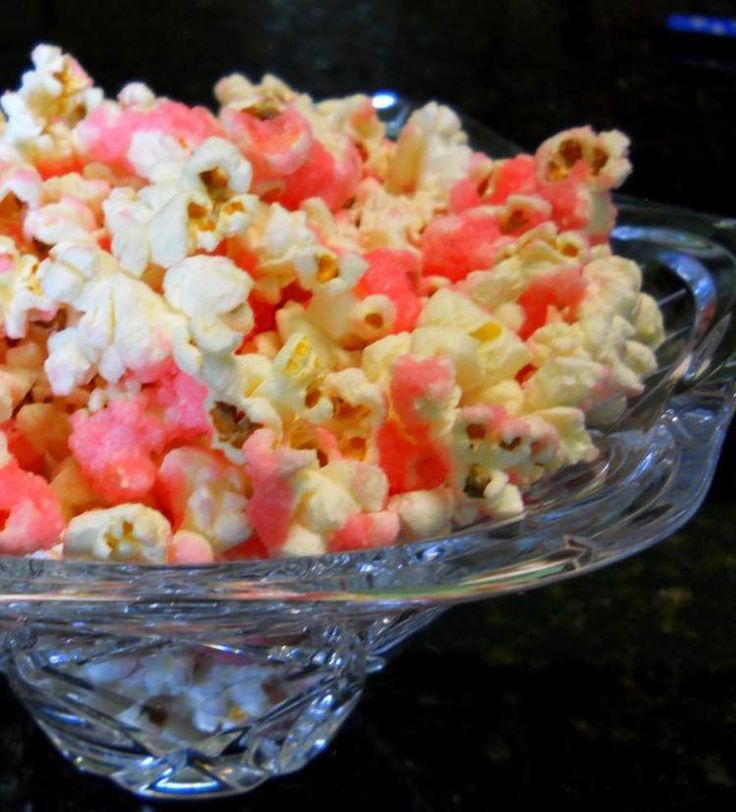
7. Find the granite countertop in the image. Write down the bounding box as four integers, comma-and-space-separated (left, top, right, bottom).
0, 1, 734, 809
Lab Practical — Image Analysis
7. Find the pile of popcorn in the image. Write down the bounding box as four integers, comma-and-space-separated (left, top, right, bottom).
0, 45, 664, 564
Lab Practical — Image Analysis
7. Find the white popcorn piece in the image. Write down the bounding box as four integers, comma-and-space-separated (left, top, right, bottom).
117, 82, 156, 110
163, 255, 254, 356
23, 196, 98, 246
127, 130, 190, 181
388, 487, 454, 539
181, 136, 253, 197
0, 162, 43, 208
63, 504, 172, 564
1, 45, 100, 171
40, 243, 192, 394
40, 172, 110, 215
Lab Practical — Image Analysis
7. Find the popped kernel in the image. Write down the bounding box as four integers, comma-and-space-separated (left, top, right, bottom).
63, 503, 171, 563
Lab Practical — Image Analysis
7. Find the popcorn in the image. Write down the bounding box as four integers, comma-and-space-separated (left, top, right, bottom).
386, 102, 473, 202
388, 487, 454, 539
163, 255, 254, 356
69, 397, 166, 504
39, 243, 192, 393
63, 503, 172, 563
23, 196, 98, 246
158, 447, 251, 553
0, 237, 55, 339
0, 46, 665, 561
0, 455, 65, 553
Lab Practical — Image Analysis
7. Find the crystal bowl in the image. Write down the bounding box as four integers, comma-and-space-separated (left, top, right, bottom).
0, 100, 734, 799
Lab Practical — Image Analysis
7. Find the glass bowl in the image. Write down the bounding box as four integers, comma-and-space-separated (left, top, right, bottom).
0, 99, 734, 800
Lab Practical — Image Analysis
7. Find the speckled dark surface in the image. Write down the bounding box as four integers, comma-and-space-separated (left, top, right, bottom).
0, 1, 734, 809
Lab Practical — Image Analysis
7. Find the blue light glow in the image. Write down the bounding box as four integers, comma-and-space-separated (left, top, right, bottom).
667, 13, 736, 38
372, 92, 397, 110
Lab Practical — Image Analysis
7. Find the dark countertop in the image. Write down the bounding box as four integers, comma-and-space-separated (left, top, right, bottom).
0, 1, 734, 809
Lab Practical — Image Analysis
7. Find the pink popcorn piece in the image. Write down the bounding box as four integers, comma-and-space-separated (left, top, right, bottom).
276, 138, 362, 212
356, 248, 422, 333
220, 103, 313, 184
390, 354, 456, 434
0, 458, 64, 554
167, 531, 215, 565
77, 100, 224, 173
145, 362, 212, 446
449, 177, 482, 213
518, 266, 587, 340
420, 208, 506, 282
69, 397, 166, 504
328, 510, 400, 553
242, 428, 314, 555
486, 155, 537, 204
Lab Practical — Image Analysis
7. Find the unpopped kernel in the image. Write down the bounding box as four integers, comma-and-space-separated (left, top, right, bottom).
0, 46, 664, 562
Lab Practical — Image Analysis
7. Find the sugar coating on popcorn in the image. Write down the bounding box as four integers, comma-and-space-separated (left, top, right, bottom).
0, 45, 664, 563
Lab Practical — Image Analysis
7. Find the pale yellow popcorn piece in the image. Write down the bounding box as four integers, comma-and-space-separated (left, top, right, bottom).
292, 458, 389, 538
276, 301, 356, 370
386, 102, 473, 205
387, 487, 453, 539
579, 255, 641, 322
102, 187, 154, 276
533, 407, 597, 465
0, 237, 54, 339
282, 523, 327, 557
351, 178, 435, 250
215, 72, 296, 112
633, 292, 665, 349
523, 356, 606, 412
481, 469, 524, 519
537, 127, 631, 191
256, 332, 332, 424
117, 82, 156, 109
418, 288, 489, 333
63, 504, 172, 564
293, 469, 361, 534
361, 332, 411, 383
312, 94, 386, 169
322, 368, 386, 426
409, 326, 481, 391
